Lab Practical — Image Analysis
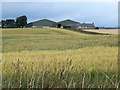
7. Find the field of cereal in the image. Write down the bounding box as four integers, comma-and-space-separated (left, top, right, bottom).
2, 28, 119, 88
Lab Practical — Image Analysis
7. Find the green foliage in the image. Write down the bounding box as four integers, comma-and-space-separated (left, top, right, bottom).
16, 15, 27, 28
95, 27, 99, 29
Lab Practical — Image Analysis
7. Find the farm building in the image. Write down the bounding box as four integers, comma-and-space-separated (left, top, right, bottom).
27, 19, 57, 28
5, 19, 16, 28
1, 19, 16, 28
58, 19, 95, 29
58, 19, 80, 28
78, 23, 95, 29
27, 19, 95, 29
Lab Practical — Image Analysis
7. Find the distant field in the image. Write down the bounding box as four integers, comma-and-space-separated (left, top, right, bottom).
2, 28, 119, 88
83, 29, 119, 35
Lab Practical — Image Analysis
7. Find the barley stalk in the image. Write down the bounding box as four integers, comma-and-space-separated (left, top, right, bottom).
103, 72, 116, 88
82, 73, 86, 88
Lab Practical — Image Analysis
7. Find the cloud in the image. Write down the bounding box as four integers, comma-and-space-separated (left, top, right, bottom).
2, 2, 118, 27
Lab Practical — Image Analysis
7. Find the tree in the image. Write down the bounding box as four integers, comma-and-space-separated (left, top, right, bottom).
1, 20, 6, 28
95, 27, 99, 29
16, 15, 27, 28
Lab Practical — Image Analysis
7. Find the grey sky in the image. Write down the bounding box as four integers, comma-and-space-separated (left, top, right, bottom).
2, 2, 118, 27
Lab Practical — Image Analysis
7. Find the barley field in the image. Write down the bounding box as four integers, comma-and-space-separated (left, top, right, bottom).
83, 29, 119, 35
1, 28, 119, 88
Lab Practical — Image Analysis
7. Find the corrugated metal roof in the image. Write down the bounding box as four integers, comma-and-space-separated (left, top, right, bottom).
58, 19, 80, 26
27, 19, 95, 28
31, 19, 57, 27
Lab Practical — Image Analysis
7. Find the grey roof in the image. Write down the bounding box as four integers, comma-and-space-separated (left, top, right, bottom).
27, 22, 33, 27
58, 19, 80, 26
27, 19, 95, 28
32, 19, 57, 27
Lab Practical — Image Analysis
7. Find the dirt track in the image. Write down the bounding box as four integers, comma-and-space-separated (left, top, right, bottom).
83, 29, 119, 35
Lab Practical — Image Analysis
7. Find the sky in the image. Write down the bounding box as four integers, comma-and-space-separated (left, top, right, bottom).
2, 2, 118, 27
1, 0, 119, 2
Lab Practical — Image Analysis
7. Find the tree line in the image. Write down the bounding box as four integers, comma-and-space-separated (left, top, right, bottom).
1, 15, 27, 28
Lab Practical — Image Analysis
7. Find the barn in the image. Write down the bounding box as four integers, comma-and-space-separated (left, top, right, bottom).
58, 19, 80, 28
27, 19, 57, 28
27, 19, 95, 29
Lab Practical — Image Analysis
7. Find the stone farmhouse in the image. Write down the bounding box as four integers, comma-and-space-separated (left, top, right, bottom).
1, 19, 16, 28
27, 19, 95, 29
